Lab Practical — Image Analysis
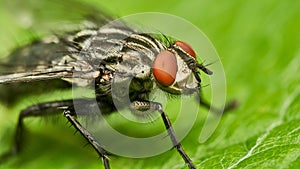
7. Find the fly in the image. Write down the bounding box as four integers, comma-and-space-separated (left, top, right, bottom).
0, 2, 236, 169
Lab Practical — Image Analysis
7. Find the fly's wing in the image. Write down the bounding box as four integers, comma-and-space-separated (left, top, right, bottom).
0, 38, 73, 83
0, 0, 115, 104
0, 0, 115, 84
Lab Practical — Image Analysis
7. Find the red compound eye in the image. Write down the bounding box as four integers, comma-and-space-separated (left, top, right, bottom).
174, 41, 196, 59
152, 50, 177, 86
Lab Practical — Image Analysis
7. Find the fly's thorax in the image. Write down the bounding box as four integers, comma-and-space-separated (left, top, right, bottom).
106, 31, 167, 93
110, 40, 160, 101
92, 31, 164, 109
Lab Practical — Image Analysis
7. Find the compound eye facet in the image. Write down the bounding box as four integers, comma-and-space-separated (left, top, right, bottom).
174, 41, 196, 59
152, 50, 178, 86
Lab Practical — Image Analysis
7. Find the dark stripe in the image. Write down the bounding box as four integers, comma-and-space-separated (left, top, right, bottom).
125, 36, 154, 51
73, 34, 93, 43
139, 33, 164, 51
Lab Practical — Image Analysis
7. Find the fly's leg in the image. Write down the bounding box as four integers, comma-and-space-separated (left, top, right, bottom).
64, 108, 110, 169
130, 101, 196, 169
197, 89, 238, 115
199, 99, 238, 115
0, 100, 74, 163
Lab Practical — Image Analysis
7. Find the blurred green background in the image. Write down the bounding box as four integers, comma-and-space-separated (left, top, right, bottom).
0, 0, 299, 169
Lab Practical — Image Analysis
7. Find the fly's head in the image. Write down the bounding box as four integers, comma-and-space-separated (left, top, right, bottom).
152, 40, 213, 95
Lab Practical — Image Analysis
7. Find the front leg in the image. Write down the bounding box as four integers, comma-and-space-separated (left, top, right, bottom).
182, 87, 237, 115
200, 99, 238, 115
197, 88, 238, 115
130, 101, 196, 169
181, 87, 238, 115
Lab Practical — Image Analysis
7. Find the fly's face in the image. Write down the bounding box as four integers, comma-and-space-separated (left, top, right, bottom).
152, 40, 212, 95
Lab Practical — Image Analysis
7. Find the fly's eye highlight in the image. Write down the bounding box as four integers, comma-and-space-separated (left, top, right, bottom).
174, 41, 196, 59
152, 50, 178, 86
